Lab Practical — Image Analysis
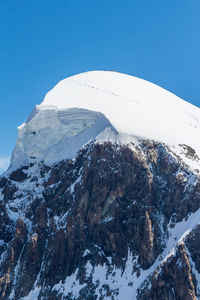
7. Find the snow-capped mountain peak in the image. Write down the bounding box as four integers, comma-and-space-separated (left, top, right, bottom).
1, 71, 200, 300
10, 70, 200, 171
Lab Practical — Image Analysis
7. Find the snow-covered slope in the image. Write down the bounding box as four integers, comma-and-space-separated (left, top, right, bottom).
10, 71, 200, 170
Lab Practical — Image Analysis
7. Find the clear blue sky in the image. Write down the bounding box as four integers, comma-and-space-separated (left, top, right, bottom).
0, 0, 200, 173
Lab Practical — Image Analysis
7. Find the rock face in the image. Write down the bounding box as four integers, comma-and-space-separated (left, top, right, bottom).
0, 140, 200, 299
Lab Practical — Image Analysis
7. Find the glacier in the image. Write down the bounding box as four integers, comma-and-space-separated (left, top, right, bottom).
10, 106, 116, 170
10, 70, 200, 172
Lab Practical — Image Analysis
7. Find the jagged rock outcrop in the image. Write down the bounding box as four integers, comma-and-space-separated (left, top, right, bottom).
138, 224, 200, 300
0, 140, 200, 299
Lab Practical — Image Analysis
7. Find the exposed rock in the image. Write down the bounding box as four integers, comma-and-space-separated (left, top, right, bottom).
0, 141, 200, 299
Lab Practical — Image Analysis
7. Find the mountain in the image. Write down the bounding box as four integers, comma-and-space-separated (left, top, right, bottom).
0, 71, 200, 300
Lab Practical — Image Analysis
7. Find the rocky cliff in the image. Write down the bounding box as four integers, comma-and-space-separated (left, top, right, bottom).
0, 140, 200, 299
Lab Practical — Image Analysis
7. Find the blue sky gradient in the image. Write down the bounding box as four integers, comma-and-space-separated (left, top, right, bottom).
0, 0, 200, 173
